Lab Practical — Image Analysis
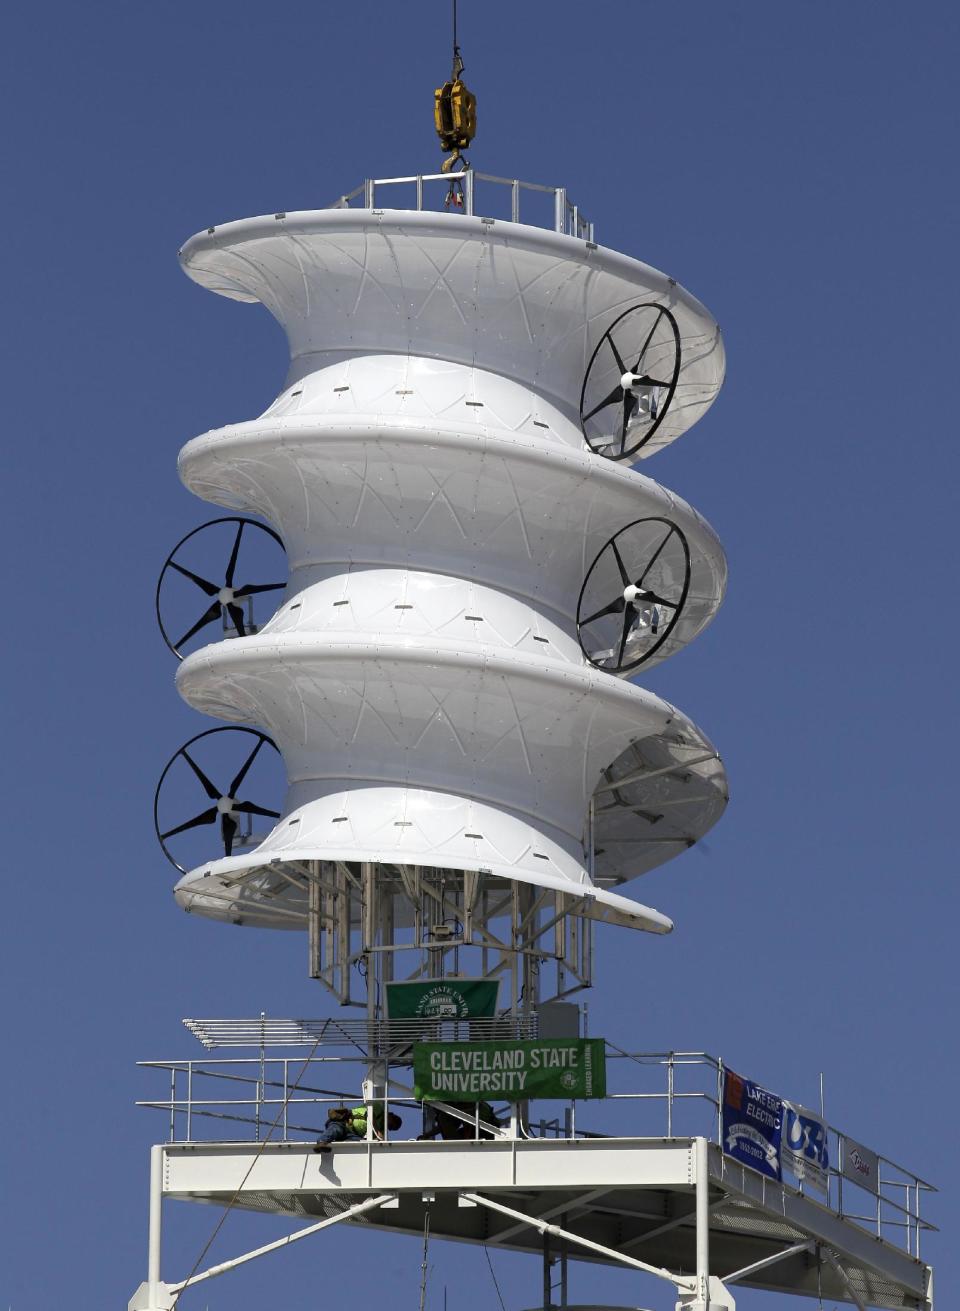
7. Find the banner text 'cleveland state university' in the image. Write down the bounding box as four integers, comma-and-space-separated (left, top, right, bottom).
413, 1038, 606, 1101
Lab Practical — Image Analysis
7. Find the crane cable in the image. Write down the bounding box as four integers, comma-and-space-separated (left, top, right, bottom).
452, 0, 463, 79
168, 1029, 327, 1310
435, 0, 476, 188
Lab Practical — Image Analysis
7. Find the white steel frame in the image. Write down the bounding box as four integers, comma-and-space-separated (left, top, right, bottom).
132, 1132, 933, 1311
300, 860, 593, 1014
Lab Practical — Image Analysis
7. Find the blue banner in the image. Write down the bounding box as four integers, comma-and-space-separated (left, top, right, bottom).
722, 1069, 783, 1181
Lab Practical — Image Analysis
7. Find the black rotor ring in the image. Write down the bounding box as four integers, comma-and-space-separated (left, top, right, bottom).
577, 516, 691, 673
154, 726, 282, 873
155, 517, 286, 660
579, 303, 681, 461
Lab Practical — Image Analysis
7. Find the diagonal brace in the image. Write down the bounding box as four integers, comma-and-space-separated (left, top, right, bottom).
723, 1239, 814, 1284
461, 1191, 697, 1293
488, 1187, 611, 1244
168, 1193, 396, 1292
621, 1196, 728, 1253
822, 1246, 868, 1311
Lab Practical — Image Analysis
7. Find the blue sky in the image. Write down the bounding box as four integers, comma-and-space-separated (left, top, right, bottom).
2, 2, 957, 1307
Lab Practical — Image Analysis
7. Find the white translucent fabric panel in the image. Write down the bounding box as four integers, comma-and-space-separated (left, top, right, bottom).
181, 210, 724, 459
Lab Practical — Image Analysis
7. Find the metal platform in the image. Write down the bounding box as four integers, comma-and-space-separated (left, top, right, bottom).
136, 1047, 934, 1310
156, 1136, 930, 1308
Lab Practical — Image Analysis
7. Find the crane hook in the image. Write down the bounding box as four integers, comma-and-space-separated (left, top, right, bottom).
434, 1, 476, 175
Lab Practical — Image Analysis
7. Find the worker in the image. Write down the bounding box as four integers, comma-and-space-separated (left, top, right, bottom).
313, 1103, 402, 1152
418, 1100, 499, 1141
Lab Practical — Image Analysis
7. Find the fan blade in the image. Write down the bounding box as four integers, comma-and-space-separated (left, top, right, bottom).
633, 589, 675, 609
609, 540, 631, 587
582, 385, 624, 424
233, 581, 286, 598
181, 750, 221, 800
619, 393, 638, 454
169, 561, 219, 597
233, 800, 281, 819
221, 813, 238, 857
632, 309, 663, 373
161, 806, 218, 840
638, 528, 676, 585
229, 736, 265, 796
581, 597, 626, 626
633, 375, 671, 388
225, 521, 244, 587
606, 333, 627, 375
173, 601, 222, 650
226, 603, 247, 637
615, 609, 632, 668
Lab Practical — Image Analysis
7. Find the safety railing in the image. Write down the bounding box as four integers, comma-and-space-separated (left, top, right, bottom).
138, 1046, 935, 1261
326, 173, 595, 241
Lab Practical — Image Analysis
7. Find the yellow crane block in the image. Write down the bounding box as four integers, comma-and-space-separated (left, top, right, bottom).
435, 78, 477, 162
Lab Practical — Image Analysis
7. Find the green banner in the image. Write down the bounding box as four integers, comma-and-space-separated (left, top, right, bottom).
413, 1038, 607, 1102
385, 978, 500, 1020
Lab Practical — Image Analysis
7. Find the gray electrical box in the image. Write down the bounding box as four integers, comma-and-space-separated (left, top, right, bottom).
537, 1001, 580, 1039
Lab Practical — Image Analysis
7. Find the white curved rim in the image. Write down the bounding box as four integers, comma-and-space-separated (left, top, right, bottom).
176, 627, 688, 716
179, 207, 719, 332
178, 415, 727, 613
180, 409, 722, 510
174, 851, 674, 935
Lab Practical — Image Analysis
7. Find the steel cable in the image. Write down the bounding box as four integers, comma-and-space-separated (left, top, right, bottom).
483, 1244, 508, 1311
168, 1023, 329, 1308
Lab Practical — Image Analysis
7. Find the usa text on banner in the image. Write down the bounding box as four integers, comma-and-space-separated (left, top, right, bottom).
782, 1101, 830, 1194
842, 1136, 880, 1194
721, 1068, 783, 1182
413, 1038, 606, 1101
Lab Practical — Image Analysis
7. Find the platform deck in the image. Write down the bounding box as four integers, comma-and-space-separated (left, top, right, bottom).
162, 1136, 931, 1308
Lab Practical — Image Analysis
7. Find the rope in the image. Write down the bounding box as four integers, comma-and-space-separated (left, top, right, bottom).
169, 1026, 328, 1309
483, 1244, 508, 1311
418, 1206, 432, 1311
